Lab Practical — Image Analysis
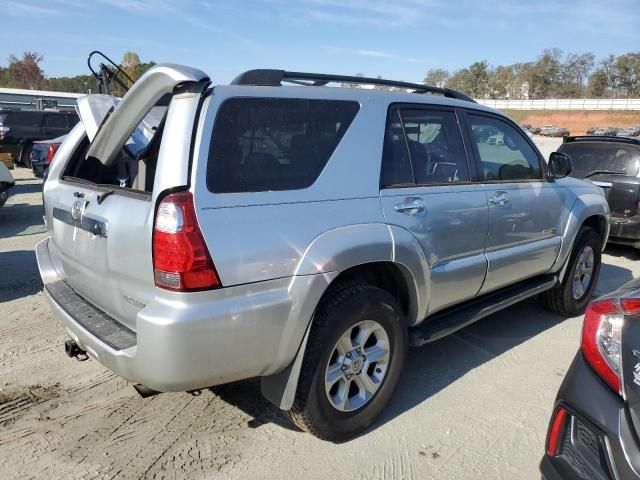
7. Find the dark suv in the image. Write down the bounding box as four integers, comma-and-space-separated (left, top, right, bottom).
0, 109, 79, 168
559, 136, 640, 248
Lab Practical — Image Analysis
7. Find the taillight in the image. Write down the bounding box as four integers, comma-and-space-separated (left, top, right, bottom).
546, 407, 568, 456
0, 126, 9, 141
153, 191, 220, 291
581, 299, 624, 395
46, 144, 60, 164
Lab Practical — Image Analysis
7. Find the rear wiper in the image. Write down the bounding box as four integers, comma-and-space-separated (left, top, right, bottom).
584, 169, 625, 179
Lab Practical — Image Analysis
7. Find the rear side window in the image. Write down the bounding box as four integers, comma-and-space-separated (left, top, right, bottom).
559, 142, 640, 178
45, 114, 67, 128
4, 111, 42, 127
207, 98, 359, 193
381, 107, 469, 187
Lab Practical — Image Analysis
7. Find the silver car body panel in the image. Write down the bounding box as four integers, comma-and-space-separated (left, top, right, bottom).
87, 64, 209, 167
37, 64, 610, 404
75, 94, 118, 141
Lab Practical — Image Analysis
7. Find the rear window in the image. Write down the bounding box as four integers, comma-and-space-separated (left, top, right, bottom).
559, 142, 640, 178
3, 111, 43, 127
45, 114, 67, 128
207, 98, 360, 193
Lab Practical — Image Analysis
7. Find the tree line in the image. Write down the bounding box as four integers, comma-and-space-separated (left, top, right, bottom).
424, 49, 640, 99
2, 49, 640, 100
0, 51, 155, 97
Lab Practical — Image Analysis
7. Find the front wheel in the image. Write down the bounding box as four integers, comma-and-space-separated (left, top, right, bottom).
540, 227, 602, 316
285, 282, 407, 441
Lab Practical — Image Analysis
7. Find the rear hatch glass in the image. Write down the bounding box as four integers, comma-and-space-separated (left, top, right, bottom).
560, 142, 640, 178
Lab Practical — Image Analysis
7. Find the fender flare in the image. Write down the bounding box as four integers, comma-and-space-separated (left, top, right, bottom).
551, 192, 610, 280
261, 223, 428, 410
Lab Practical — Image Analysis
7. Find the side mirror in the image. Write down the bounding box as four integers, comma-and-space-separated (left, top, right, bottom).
548, 152, 572, 179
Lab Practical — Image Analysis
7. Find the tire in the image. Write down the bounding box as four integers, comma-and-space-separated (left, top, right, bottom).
284, 282, 407, 442
540, 227, 602, 316
0, 187, 7, 208
20, 144, 33, 169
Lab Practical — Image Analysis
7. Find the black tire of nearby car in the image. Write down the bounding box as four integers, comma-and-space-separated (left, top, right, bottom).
20, 143, 33, 169
539, 227, 602, 317
0, 186, 8, 208
285, 282, 407, 442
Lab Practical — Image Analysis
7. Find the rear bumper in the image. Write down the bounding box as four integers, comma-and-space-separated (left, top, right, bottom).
540, 353, 640, 479
36, 237, 333, 392
608, 215, 640, 247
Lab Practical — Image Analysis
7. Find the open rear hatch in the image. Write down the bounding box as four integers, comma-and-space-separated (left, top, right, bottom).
47, 64, 209, 332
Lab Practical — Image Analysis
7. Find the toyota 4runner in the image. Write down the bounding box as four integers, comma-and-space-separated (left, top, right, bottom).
36, 65, 610, 441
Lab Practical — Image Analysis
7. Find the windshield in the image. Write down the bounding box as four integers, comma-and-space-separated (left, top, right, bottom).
559, 142, 640, 178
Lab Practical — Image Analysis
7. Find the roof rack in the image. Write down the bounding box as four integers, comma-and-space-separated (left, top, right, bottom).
230, 69, 476, 103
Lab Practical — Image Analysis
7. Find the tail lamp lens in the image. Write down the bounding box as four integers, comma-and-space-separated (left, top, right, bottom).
46, 144, 60, 164
581, 299, 624, 395
152, 191, 220, 291
547, 407, 568, 456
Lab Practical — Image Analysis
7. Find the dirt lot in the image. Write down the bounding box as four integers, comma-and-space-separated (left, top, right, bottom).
505, 109, 640, 135
1, 163, 640, 480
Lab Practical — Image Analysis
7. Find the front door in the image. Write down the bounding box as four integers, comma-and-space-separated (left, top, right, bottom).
379, 106, 488, 315
463, 112, 564, 294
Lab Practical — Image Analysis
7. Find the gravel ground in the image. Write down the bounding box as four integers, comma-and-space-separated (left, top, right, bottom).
1, 157, 639, 480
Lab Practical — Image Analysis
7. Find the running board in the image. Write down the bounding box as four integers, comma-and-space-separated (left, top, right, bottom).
409, 275, 558, 347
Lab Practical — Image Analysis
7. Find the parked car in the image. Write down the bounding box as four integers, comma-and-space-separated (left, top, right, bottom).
0, 109, 79, 168
593, 126, 620, 137
30, 135, 65, 177
541, 125, 571, 137
618, 125, 640, 137
0, 160, 14, 208
36, 65, 609, 441
520, 123, 541, 135
540, 277, 640, 479
559, 136, 640, 249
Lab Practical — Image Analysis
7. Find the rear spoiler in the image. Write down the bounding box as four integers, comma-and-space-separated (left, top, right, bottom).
564, 135, 640, 146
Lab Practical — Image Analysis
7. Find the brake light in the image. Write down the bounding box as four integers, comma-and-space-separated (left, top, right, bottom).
0, 126, 9, 140
46, 144, 60, 164
581, 299, 624, 395
546, 407, 568, 456
152, 191, 221, 291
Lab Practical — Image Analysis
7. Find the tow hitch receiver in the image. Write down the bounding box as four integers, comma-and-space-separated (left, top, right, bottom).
64, 340, 89, 361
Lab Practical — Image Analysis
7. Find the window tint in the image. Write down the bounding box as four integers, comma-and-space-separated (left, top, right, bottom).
5, 111, 42, 127
381, 108, 469, 187
380, 109, 414, 187
207, 98, 359, 193
67, 114, 80, 127
468, 114, 542, 181
559, 142, 640, 178
45, 114, 67, 128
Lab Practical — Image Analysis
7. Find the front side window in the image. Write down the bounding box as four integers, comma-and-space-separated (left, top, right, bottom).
381, 107, 469, 187
468, 114, 543, 181
207, 98, 359, 193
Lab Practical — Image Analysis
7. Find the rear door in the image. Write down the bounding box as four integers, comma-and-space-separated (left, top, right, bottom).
463, 111, 564, 294
46, 65, 209, 331
379, 105, 488, 314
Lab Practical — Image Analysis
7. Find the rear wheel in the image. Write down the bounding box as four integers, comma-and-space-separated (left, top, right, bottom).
0, 186, 8, 208
20, 144, 33, 169
285, 282, 407, 441
540, 227, 602, 316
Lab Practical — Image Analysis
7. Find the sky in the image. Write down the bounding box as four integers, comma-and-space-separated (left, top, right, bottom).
1, 0, 640, 84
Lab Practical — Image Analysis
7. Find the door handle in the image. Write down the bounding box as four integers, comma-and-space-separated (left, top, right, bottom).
394, 199, 425, 215
488, 191, 510, 207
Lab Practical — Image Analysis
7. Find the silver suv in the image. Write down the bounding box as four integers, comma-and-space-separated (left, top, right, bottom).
36, 65, 610, 441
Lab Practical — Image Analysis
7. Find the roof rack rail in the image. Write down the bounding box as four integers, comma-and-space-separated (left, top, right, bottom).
230, 69, 476, 103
